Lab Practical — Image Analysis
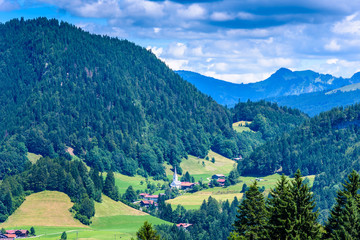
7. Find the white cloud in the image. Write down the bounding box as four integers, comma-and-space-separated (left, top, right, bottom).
177, 4, 206, 20
162, 59, 189, 70
325, 39, 341, 51
210, 12, 234, 21
0, 0, 19, 11
168, 42, 187, 58
333, 13, 360, 35
147, 46, 163, 58
326, 58, 339, 64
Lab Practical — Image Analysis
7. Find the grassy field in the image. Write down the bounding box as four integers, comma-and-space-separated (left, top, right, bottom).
165, 150, 236, 182
166, 174, 316, 210
0, 191, 169, 240
113, 173, 166, 195
0, 191, 87, 228
232, 121, 253, 133
27, 152, 42, 164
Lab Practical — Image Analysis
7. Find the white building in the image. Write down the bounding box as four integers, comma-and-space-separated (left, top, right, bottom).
170, 167, 182, 189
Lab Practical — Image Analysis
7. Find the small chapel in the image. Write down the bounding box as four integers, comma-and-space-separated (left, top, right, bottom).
170, 167, 182, 189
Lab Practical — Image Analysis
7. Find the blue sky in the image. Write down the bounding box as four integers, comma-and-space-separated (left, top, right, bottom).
2, 0, 360, 83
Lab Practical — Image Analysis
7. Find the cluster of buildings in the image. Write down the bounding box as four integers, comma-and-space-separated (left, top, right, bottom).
0, 230, 29, 239
138, 193, 166, 208
170, 167, 197, 190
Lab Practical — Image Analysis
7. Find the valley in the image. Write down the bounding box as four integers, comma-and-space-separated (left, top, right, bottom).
1, 17, 360, 240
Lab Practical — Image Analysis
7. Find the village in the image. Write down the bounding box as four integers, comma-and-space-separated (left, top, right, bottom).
133, 168, 228, 230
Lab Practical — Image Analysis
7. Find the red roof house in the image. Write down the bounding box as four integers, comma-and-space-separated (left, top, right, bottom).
176, 223, 193, 229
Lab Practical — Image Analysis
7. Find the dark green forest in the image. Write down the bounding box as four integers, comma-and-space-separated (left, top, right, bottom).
0, 18, 238, 179
231, 100, 307, 157
240, 103, 360, 221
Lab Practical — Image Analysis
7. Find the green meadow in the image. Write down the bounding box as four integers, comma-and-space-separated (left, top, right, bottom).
166, 174, 316, 210
232, 121, 253, 133
0, 191, 169, 240
165, 150, 236, 181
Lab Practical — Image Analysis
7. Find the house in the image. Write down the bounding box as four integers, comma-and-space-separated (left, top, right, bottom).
2, 234, 15, 239
140, 200, 157, 208
6, 230, 29, 238
217, 178, 226, 186
176, 223, 193, 229
212, 174, 225, 179
180, 182, 195, 190
139, 193, 148, 199
255, 178, 264, 182
0, 234, 14, 240
143, 194, 159, 202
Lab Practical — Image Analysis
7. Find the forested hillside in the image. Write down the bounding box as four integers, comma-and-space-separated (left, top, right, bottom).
231, 100, 308, 157
0, 18, 238, 178
240, 104, 360, 220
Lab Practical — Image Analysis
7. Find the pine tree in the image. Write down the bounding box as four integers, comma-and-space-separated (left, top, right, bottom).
288, 169, 320, 239
267, 174, 293, 239
30, 226, 35, 236
231, 180, 267, 239
60, 231, 67, 240
136, 221, 160, 240
324, 170, 360, 239
124, 185, 137, 202
103, 170, 119, 201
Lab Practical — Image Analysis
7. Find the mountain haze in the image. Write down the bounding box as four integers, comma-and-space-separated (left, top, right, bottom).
177, 70, 360, 116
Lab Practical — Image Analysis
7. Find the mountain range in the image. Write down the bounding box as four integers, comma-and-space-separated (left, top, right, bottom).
176, 69, 360, 116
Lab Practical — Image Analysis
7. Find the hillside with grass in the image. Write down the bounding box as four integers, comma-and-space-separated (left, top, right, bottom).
165, 150, 236, 181
0, 191, 168, 239
0, 191, 86, 228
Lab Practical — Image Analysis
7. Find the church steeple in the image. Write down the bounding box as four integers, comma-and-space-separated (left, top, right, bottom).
170, 166, 181, 189
173, 166, 178, 182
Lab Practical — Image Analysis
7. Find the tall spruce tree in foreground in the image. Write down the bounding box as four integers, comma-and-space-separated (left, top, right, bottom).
103, 170, 119, 201
324, 170, 360, 239
135, 221, 160, 240
267, 174, 293, 239
288, 169, 320, 239
231, 180, 268, 239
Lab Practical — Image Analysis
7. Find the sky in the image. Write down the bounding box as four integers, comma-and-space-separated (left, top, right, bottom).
2, 1, 360, 83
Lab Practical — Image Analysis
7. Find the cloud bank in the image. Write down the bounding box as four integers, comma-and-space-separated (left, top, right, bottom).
3, 0, 360, 83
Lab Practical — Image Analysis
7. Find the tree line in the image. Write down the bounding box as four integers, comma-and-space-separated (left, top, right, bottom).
229, 170, 360, 239
0, 157, 120, 225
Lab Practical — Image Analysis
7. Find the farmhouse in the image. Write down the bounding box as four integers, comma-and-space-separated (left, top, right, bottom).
143, 194, 159, 202
139, 193, 148, 199
0, 234, 14, 240
212, 174, 225, 179
176, 223, 193, 229
217, 178, 226, 186
181, 182, 195, 190
5, 230, 29, 238
140, 200, 157, 208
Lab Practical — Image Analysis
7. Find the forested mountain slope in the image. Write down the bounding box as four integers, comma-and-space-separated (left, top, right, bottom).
239, 104, 360, 220
0, 18, 238, 178
231, 100, 308, 157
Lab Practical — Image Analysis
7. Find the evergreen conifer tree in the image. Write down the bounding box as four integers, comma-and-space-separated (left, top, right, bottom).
324, 170, 360, 239
124, 185, 137, 202
60, 231, 67, 240
267, 174, 293, 239
231, 180, 268, 239
136, 221, 160, 240
288, 169, 320, 239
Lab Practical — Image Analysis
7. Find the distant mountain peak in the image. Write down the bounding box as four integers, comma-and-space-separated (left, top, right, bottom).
351, 72, 360, 80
